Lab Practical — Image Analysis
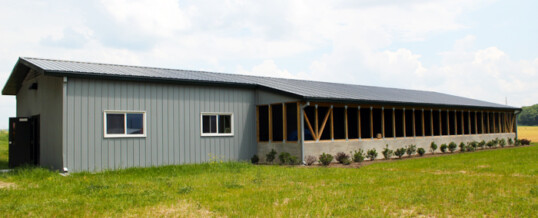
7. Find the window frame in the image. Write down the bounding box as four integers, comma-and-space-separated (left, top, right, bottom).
103, 110, 147, 138
200, 112, 234, 137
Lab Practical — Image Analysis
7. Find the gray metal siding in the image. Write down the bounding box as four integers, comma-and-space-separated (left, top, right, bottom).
256, 89, 299, 105
16, 75, 63, 170
64, 78, 257, 172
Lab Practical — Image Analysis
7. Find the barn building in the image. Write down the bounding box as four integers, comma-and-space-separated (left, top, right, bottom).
2, 57, 520, 172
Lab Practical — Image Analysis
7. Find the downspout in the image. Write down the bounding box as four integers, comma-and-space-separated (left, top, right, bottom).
300, 101, 310, 164
514, 110, 521, 139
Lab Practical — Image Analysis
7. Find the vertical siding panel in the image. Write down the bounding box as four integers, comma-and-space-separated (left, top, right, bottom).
173, 87, 179, 164
102, 81, 110, 170
108, 81, 115, 170
88, 80, 95, 171
171, 86, 176, 164
133, 83, 140, 167
127, 83, 134, 168
152, 84, 158, 166
234, 89, 239, 160
139, 83, 145, 166
114, 82, 121, 169
181, 86, 186, 164
186, 87, 192, 163
95, 81, 102, 171
145, 83, 151, 167
161, 86, 167, 165
121, 82, 128, 169
168, 86, 173, 164
66, 80, 74, 170
74, 79, 83, 171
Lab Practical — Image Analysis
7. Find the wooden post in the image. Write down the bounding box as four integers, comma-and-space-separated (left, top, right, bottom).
345, 106, 348, 140
467, 111, 471, 135
315, 105, 319, 139
297, 102, 301, 141
447, 109, 450, 135
256, 106, 260, 142
330, 106, 334, 140
382, 107, 385, 138
481, 111, 484, 134
487, 111, 490, 133
370, 107, 374, 139
303, 112, 315, 140
358, 106, 361, 140
403, 108, 406, 138
422, 108, 426, 137
430, 109, 434, 136
461, 110, 465, 135
268, 105, 273, 141
392, 108, 396, 138
493, 112, 496, 133
282, 103, 286, 142
317, 108, 332, 141
498, 112, 502, 133
439, 109, 442, 136
412, 108, 416, 137
474, 111, 478, 135
454, 110, 458, 135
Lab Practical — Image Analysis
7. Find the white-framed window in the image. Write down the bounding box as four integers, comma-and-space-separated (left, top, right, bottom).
104, 110, 147, 138
201, 113, 233, 136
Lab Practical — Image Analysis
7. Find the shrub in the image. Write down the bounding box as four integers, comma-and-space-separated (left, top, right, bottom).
278, 152, 291, 164
382, 145, 393, 160
465, 144, 475, 152
520, 138, 531, 145
448, 142, 457, 153
417, 147, 426, 156
305, 155, 317, 165
514, 139, 521, 146
430, 142, 438, 154
508, 138, 514, 146
335, 152, 351, 164
251, 155, 259, 164
406, 144, 417, 156
366, 149, 378, 161
352, 149, 365, 163
394, 148, 406, 158
469, 141, 478, 149
341, 158, 352, 165
440, 144, 448, 153
266, 149, 277, 163
499, 138, 506, 148
459, 142, 466, 152
319, 153, 333, 166
486, 140, 495, 148
478, 140, 486, 149
288, 156, 299, 165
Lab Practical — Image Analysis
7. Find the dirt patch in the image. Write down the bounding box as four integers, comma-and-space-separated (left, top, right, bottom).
0, 181, 17, 189
126, 200, 223, 218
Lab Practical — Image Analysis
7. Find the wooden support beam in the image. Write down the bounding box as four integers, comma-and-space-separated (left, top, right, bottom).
256, 106, 260, 142
344, 106, 348, 140
498, 112, 501, 133
282, 103, 287, 142
461, 110, 465, 135
297, 102, 301, 141
268, 105, 273, 141
493, 112, 496, 133
481, 111, 484, 134
439, 109, 442, 136
370, 107, 374, 139
330, 107, 334, 140
474, 111, 478, 135
422, 108, 426, 137
315, 105, 319, 138
317, 107, 332, 141
487, 111, 490, 133
447, 109, 450, 135
303, 112, 315, 140
358, 107, 361, 139
468, 111, 471, 135
403, 108, 406, 137
430, 109, 434, 136
382, 107, 385, 138
392, 108, 396, 138
412, 108, 416, 137
454, 110, 458, 135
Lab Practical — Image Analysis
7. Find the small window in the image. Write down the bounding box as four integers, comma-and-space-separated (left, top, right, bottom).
104, 111, 146, 138
201, 113, 233, 136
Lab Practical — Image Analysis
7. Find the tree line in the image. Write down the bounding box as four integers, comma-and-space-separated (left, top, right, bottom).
518, 104, 538, 126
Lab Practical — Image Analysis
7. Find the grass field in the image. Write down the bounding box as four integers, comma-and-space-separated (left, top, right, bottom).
0, 130, 7, 169
0, 132, 537, 216
518, 126, 538, 142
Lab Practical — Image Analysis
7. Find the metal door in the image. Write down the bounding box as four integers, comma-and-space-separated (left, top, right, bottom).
8, 116, 39, 168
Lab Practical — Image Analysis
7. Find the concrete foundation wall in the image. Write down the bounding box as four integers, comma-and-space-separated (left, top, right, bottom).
258, 133, 515, 162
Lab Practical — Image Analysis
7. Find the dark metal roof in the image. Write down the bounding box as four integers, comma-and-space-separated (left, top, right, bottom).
3, 57, 519, 110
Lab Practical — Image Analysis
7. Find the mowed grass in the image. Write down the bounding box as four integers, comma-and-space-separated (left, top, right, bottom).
0, 132, 536, 217
0, 130, 8, 169
518, 125, 538, 142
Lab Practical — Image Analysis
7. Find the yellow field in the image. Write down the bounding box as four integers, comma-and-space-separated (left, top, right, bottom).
518, 126, 538, 142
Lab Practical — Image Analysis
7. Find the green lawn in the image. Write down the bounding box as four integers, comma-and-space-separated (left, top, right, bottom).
0, 132, 536, 217
0, 130, 8, 169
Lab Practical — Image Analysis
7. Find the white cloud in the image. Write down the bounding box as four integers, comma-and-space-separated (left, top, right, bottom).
237, 60, 298, 79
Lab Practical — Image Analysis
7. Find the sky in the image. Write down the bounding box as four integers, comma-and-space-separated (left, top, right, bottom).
0, 0, 537, 129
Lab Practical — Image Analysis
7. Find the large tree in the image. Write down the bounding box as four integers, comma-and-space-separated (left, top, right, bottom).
518, 104, 538, 126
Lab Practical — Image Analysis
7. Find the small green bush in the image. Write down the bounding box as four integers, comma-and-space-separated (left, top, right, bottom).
486, 140, 495, 148
319, 153, 333, 166
278, 152, 291, 164
382, 145, 393, 160
515, 139, 522, 146
459, 142, 466, 152
251, 155, 259, 164
465, 144, 475, 152
266, 149, 277, 163
508, 138, 513, 145
469, 141, 478, 149
430, 142, 438, 154
499, 138, 506, 148
478, 140, 486, 149
335, 152, 351, 164
352, 149, 365, 163
366, 149, 378, 161
305, 155, 317, 165
440, 144, 448, 153
394, 148, 406, 158
417, 147, 426, 156
448, 142, 457, 153
288, 156, 299, 165
406, 144, 417, 156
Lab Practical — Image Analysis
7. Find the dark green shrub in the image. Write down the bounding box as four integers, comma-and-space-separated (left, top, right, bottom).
352, 149, 365, 163
406, 144, 417, 156
469, 141, 478, 149
508, 138, 513, 145
499, 138, 506, 148
440, 144, 448, 153
478, 140, 486, 149
515, 139, 522, 146
266, 149, 277, 163
382, 145, 393, 160
430, 142, 438, 154
486, 140, 495, 148
251, 155, 259, 164
305, 155, 317, 165
448, 142, 457, 153
417, 147, 426, 156
465, 144, 475, 152
278, 152, 291, 164
288, 156, 299, 165
335, 152, 351, 164
459, 142, 466, 152
394, 148, 406, 158
319, 153, 333, 166
366, 149, 378, 161
520, 139, 531, 145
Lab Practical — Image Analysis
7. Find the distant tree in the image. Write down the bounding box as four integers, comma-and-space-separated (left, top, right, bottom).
518, 104, 538, 126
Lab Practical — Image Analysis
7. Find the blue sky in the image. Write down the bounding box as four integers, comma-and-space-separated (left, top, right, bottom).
0, 0, 537, 129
